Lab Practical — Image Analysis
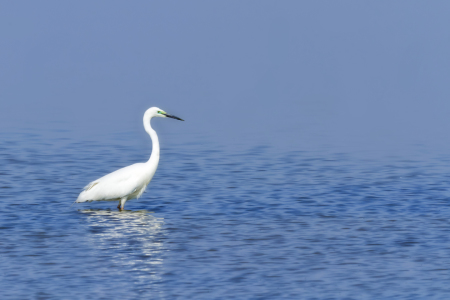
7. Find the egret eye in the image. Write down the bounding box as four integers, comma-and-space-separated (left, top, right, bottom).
158, 111, 162, 114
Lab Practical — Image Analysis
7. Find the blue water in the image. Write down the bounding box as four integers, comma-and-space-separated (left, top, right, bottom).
1, 131, 450, 299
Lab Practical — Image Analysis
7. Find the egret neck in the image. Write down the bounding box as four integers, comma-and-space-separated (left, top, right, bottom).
144, 111, 160, 164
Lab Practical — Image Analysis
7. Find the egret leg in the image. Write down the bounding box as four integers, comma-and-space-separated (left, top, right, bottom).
118, 198, 127, 211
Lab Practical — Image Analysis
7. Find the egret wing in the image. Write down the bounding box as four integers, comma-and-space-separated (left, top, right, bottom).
77, 163, 146, 202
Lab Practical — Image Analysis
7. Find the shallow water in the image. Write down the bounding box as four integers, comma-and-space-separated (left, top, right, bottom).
1, 132, 450, 299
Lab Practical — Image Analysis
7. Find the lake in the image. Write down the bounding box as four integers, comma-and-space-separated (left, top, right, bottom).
1, 130, 450, 299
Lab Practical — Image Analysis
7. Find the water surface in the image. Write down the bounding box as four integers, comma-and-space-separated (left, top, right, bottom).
1, 131, 450, 299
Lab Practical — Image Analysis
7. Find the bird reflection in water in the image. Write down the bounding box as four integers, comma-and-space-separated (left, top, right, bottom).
79, 209, 165, 289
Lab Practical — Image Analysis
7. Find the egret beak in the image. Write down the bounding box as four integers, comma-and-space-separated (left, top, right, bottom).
165, 114, 184, 121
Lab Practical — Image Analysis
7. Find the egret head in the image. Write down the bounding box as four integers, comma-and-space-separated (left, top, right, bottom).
148, 107, 184, 121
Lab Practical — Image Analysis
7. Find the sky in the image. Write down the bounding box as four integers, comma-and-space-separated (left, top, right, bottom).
1, 1, 450, 154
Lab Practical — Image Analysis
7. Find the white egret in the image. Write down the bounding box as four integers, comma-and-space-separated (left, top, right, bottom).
75, 107, 184, 210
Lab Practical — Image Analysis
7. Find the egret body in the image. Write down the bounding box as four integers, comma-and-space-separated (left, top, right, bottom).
75, 107, 184, 210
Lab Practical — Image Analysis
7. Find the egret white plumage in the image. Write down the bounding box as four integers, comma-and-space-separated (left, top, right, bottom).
75, 107, 184, 210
